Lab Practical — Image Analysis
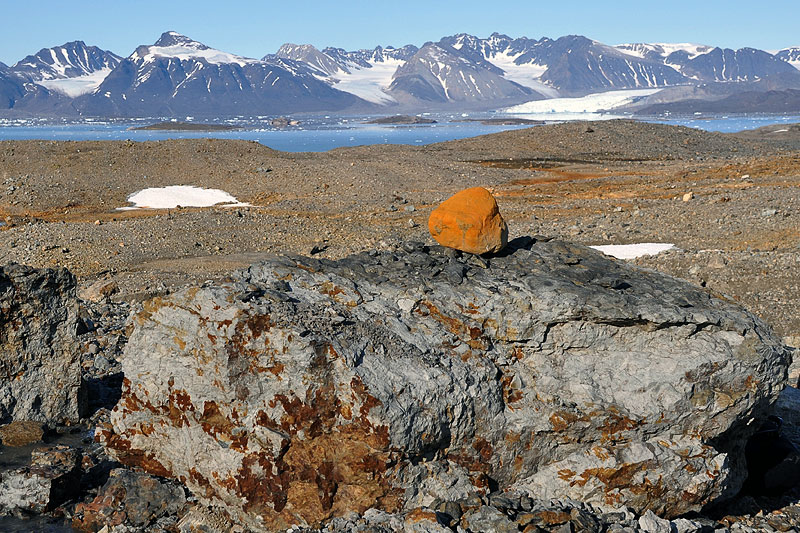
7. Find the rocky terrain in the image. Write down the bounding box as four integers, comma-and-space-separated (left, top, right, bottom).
1, 119, 800, 531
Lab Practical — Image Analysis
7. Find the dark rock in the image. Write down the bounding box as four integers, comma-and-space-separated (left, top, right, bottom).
0, 264, 86, 425
72, 468, 186, 531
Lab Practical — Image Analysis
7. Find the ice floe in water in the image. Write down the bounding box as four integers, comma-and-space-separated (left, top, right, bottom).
120, 186, 250, 210
589, 243, 675, 260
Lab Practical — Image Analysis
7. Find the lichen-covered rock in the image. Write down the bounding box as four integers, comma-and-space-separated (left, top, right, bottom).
98, 238, 790, 530
428, 186, 508, 254
0, 445, 81, 515
0, 264, 86, 425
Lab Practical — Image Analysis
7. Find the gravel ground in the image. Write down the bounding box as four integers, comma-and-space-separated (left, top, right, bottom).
1, 119, 799, 342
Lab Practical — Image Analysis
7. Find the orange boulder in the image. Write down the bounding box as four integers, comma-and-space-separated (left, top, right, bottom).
428, 187, 508, 254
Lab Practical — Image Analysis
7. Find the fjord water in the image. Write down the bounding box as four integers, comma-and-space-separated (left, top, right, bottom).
0, 114, 798, 152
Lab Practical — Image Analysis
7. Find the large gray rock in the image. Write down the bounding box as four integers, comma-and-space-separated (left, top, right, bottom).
0, 264, 85, 425
98, 238, 790, 530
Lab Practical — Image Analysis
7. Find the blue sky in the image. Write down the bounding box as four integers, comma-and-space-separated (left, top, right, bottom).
1, 0, 798, 65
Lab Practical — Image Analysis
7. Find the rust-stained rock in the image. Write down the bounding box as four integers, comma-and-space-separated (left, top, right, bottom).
428, 187, 508, 254
99, 239, 789, 529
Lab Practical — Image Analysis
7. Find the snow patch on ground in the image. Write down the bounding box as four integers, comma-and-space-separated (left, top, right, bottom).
331, 58, 405, 104
120, 186, 250, 210
504, 88, 661, 116
589, 243, 675, 260
38, 68, 113, 97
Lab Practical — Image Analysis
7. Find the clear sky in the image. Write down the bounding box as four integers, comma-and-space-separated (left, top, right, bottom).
1, 0, 798, 65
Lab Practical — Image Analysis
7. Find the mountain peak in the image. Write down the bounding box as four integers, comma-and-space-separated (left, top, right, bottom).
154, 31, 203, 48
132, 31, 257, 67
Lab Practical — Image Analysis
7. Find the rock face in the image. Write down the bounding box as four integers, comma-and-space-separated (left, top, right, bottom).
98, 238, 789, 530
0, 264, 85, 425
428, 187, 508, 254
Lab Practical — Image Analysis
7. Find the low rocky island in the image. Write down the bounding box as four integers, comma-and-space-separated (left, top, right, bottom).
460, 117, 545, 125
365, 115, 438, 124
130, 121, 238, 131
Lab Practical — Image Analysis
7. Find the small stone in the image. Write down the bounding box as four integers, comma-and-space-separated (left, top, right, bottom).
682, 192, 694, 202
461, 506, 518, 533
94, 354, 112, 372
79, 279, 118, 303
404, 204, 416, 213
94, 219, 101, 225
638, 510, 672, 533
428, 187, 508, 255
673, 517, 704, 533
0, 420, 44, 446
309, 244, 327, 255
761, 208, 778, 217
707, 255, 728, 269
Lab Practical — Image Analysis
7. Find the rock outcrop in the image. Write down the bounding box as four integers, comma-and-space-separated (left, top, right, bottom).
0, 264, 85, 425
428, 187, 508, 254
98, 238, 790, 530
0, 445, 81, 515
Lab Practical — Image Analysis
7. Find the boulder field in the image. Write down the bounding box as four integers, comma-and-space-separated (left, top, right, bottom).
94, 237, 790, 530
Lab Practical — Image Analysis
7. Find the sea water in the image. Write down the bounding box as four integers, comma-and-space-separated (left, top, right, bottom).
0, 113, 798, 152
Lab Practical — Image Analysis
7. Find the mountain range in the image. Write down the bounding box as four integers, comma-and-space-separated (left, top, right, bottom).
1, 31, 800, 117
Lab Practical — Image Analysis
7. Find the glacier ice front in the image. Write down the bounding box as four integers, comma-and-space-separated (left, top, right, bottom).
120, 186, 250, 210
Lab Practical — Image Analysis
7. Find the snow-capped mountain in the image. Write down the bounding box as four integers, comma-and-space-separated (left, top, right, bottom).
272, 43, 418, 104
72, 32, 364, 116
776, 47, 800, 70
9, 41, 121, 97
10, 41, 121, 81
2, 30, 800, 116
387, 42, 539, 104
439, 33, 688, 94
615, 43, 714, 63
616, 43, 795, 82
